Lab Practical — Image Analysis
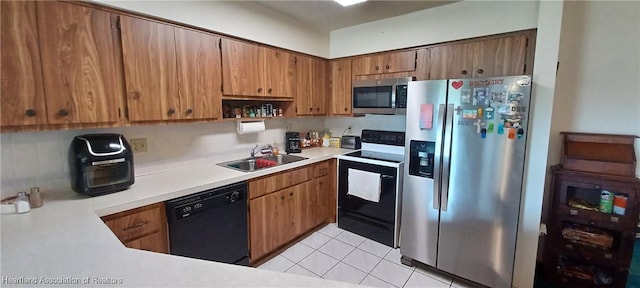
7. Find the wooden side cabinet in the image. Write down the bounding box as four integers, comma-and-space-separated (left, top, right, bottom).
102, 202, 169, 254
543, 167, 640, 288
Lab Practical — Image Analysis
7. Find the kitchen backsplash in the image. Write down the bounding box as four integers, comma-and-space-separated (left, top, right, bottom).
0, 118, 324, 198
324, 114, 406, 138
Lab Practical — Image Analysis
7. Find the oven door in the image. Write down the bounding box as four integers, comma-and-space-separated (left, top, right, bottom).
338, 159, 397, 247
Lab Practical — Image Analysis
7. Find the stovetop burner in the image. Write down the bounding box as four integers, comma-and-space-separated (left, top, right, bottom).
345, 150, 404, 163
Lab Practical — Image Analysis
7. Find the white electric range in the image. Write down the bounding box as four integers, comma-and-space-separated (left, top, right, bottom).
336, 130, 405, 248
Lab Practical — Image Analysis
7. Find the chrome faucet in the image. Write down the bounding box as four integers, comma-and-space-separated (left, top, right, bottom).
250, 144, 259, 158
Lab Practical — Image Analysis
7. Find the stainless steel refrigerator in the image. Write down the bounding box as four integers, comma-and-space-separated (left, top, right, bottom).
400, 75, 532, 288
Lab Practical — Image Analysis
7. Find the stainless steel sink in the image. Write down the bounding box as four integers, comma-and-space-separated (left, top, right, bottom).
218, 154, 308, 172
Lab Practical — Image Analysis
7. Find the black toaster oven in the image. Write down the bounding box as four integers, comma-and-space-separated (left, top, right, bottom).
68, 134, 134, 196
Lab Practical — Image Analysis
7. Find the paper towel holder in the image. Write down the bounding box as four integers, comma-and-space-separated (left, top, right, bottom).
236, 119, 266, 135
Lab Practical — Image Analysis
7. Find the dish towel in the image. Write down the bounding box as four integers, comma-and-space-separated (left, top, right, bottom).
347, 168, 381, 203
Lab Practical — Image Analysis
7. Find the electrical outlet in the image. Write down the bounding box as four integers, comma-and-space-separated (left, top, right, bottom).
130, 138, 148, 153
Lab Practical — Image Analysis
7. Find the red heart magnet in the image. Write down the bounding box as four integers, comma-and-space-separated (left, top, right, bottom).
451, 81, 463, 89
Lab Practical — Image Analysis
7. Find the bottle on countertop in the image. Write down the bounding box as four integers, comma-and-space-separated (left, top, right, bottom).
272, 139, 279, 156
29, 187, 42, 208
15, 192, 30, 214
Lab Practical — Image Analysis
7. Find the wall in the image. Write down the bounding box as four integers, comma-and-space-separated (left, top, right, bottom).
329, 0, 540, 58
547, 1, 640, 176
512, 1, 564, 287
93, 0, 330, 57
0, 118, 323, 199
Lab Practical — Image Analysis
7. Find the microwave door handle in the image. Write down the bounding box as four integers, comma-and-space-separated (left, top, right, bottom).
391, 84, 397, 109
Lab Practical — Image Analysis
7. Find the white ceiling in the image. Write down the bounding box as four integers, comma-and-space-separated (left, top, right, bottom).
255, 0, 459, 32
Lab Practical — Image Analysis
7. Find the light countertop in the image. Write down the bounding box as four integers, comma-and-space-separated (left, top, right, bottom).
1, 147, 361, 287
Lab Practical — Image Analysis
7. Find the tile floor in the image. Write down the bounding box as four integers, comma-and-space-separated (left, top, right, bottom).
257, 223, 477, 288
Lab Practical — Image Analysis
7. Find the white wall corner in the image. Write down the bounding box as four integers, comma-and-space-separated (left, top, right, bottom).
512, 1, 564, 287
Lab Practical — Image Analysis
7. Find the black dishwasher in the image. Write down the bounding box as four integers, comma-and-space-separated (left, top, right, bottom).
166, 182, 249, 266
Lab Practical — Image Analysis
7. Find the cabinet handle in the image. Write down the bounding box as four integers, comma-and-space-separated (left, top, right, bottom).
132, 91, 141, 100
316, 107, 320, 112
58, 109, 69, 117
385, 64, 390, 69
309, 107, 313, 111
122, 221, 149, 231
477, 68, 484, 74
280, 196, 285, 200
289, 192, 293, 196
167, 108, 176, 115
257, 88, 263, 93
25, 109, 36, 117
185, 108, 193, 115
344, 107, 348, 112
375, 65, 380, 71
461, 70, 468, 75
268, 88, 273, 94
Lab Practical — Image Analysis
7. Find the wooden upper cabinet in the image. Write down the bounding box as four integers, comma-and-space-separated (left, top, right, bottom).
221, 38, 263, 97
473, 34, 528, 77
429, 43, 474, 80
329, 59, 352, 115
175, 28, 222, 120
311, 58, 328, 115
37, 1, 120, 124
1, 1, 47, 127
120, 16, 179, 121
296, 56, 327, 116
429, 34, 528, 80
352, 50, 416, 76
221, 38, 295, 98
263, 47, 296, 98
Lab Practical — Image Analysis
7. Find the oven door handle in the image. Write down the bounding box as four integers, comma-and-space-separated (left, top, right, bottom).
380, 175, 394, 180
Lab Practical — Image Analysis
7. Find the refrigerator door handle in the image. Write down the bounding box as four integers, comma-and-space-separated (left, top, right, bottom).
432, 104, 446, 210
441, 104, 454, 212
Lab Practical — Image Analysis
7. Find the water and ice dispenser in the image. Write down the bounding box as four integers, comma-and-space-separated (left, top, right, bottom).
408, 140, 435, 178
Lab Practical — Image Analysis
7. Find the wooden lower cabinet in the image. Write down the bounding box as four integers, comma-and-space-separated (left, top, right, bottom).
101, 202, 168, 254
248, 160, 336, 262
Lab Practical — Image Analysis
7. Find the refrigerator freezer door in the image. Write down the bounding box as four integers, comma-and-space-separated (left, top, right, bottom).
400, 80, 448, 267
436, 76, 531, 288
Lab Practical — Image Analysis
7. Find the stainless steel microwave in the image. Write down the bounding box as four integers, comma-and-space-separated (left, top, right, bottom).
352, 77, 413, 115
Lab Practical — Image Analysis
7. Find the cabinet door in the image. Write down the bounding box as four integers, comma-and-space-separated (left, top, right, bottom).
120, 16, 178, 121
1, 1, 47, 126
329, 59, 352, 115
473, 35, 528, 77
37, 1, 120, 124
414, 48, 430, 81
296, 181, 316, 234
381, 50, 416, 73
249, 190, 293, 260
351, 55, 378, 76
314, 175, 331, 227
295, 55, 313, 115
429, 43, 473, 80
175, 28, 221, 120
296, 56, 327, 115
263, 47, 296, 98
311, 58, 328, 115
221, 38, 263, 97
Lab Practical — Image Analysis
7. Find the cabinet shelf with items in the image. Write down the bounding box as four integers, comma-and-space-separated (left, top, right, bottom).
544, 166, 640, 288
221, 99, 293, 120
